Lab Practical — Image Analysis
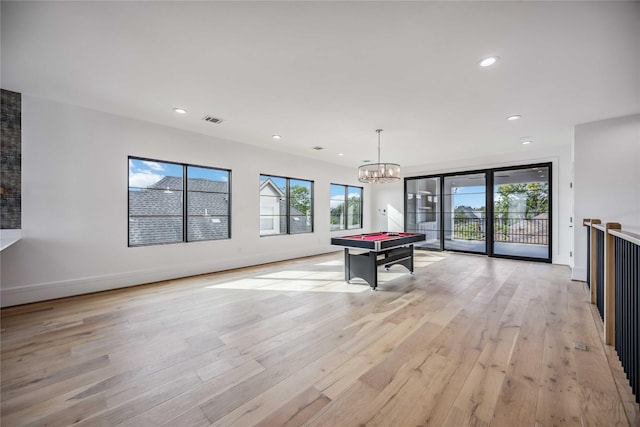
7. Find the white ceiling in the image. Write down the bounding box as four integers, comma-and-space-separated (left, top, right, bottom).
2, 1, 639, 168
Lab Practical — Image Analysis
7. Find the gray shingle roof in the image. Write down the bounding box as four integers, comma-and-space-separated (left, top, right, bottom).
151, 176, 229, 193
129, 176, 229, 245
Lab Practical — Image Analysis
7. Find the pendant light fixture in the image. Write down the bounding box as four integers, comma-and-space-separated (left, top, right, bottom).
358, 129, 401, 183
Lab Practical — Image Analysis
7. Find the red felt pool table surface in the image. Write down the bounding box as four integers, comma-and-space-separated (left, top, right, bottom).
341, 232, 417, 241
331, 232, 425, 252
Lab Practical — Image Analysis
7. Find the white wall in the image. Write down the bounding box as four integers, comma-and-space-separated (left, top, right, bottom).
0, 96, 371, 307
371, 143, 574, 266
573, 114, 640, 281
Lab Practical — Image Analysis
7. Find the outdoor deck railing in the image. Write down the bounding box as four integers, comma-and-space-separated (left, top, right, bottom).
452, 218, 485, 240
584, 218, 640, 403
452, 215, 548, 244
494, 216, 548, 244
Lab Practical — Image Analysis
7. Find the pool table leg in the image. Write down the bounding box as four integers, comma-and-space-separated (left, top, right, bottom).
344, 249, 378, 289
409, 244, 414, 273
344, 248, 351, 283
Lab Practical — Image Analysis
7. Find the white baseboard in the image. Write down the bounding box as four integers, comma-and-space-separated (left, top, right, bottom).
571, 267, 587, 282
1, 248, 336, 307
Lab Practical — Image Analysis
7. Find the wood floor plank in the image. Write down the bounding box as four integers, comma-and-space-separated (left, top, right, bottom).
443, 293, 521, 424
534, 325, 582, 426
491, 295, 548, 426
206, 349, 352, 426
121, 358, 265, 426
1, 251, 636, 427
252, 386, 331, 427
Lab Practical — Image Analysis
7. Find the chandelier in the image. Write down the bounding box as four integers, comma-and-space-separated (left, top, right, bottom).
358, 129, 401, 183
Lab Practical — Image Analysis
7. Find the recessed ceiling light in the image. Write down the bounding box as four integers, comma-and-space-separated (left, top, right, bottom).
173, 107, 188, 114
338, 153, 344, 156
479, 56, 499, 67
521, 140, 532, 145
507, 115, 521, 121
272, 134, 281, 140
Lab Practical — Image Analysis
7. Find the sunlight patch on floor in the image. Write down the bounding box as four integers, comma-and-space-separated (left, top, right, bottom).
413, 253, 447, 268
315, 260, 343, 266
256, 270, 322, 279
205, 252, 446, 293
206, 272, 369, 293
205, 278, 282, 290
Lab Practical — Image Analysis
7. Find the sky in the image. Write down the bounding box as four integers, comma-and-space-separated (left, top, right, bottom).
129, 159, 228, 188
453, 186, 486, 210
330, 184, 362, 208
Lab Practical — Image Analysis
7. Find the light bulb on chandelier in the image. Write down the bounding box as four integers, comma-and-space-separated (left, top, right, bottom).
358, 129, 401, 184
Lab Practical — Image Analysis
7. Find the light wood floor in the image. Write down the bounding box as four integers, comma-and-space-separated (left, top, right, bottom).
1, 251, 638, 426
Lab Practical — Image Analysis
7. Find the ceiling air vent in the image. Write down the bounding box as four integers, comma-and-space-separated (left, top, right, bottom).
203, 115, 224, 124
312, 146, 324, 151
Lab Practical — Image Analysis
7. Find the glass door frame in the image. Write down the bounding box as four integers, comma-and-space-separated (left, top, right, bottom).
490, 163, 552, 263
404, 162, 552, 263
443, 171, 488, 255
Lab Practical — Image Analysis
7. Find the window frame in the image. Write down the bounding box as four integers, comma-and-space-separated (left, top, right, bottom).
259, 174, 314, 236
128, 156, 231, 247
330, 183, 363, 231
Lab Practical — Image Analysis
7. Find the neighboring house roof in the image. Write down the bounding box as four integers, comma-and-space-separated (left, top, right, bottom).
129, 176, 229, 245
151, 176, 229, 193
456, 206, 483, 219
259, 177, 285, 197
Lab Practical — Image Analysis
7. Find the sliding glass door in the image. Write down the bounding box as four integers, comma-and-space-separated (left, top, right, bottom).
404, 163, 551, 262
444, 173, 486, 254
405, 177, 441, 249
492, 165, 550, 260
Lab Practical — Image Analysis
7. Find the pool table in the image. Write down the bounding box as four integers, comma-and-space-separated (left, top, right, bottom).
331, 232, 426, 289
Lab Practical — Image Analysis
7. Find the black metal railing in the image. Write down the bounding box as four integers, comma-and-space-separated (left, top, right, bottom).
452, 218, 486, 241
493, 213, 548, 244
595, 228, 605, 320
584, 219, 639, 404
450, 215, 549, 244
614, 235, 639, 403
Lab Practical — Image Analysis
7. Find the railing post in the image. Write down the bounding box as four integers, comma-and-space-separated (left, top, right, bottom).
583, 219, 592, 287
590, 219, 601, 304
604, 222, 622, 345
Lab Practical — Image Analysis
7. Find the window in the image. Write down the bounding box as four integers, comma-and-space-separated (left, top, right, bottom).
186, 165, 231, 242
128, 157, 230, 246
330, 184, 363, 231
260, 175, 313, 236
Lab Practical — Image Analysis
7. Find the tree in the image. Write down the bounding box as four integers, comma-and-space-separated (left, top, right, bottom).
290, 185, 311, 215
347, 195, 361, 226
523, 182, 548, 218
494, 182, 549, 240
330, 201, 344, 225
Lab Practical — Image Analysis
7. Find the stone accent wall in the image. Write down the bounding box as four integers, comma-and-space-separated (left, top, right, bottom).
1, 89, 21, 229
